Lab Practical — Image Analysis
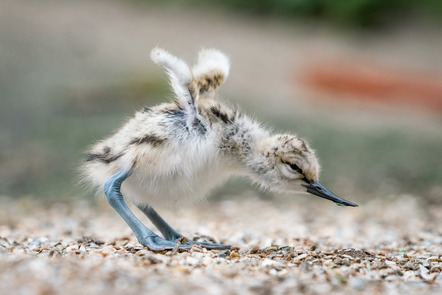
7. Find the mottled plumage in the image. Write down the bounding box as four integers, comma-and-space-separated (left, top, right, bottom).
81, 47, 357, 251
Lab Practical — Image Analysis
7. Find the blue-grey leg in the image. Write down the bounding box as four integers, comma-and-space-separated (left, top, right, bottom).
135, 205, 183, 241
103, 170, 191, 251
136, 205, 232, 250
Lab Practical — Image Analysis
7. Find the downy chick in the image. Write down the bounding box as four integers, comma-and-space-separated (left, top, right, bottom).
81, 47, 358, 251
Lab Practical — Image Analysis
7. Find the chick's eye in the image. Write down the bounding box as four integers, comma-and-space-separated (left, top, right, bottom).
288, 163, 303, 174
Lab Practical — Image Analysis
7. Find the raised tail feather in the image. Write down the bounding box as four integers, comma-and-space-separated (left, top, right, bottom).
192, 48, 230, 97
150, 47, 195, 111
150, 47, 230, 107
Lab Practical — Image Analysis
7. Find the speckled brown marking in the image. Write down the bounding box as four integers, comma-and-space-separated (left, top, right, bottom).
197, 71, 225, 93
129, 134, 167, 147
210, 105, 231, 124
86, 147, 123, 164
198, 106, 214, 128
299, 138, 308, 151
171, 98, 185, 110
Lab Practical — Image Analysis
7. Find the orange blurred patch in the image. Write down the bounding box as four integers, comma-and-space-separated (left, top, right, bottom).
300, 59, 442, 113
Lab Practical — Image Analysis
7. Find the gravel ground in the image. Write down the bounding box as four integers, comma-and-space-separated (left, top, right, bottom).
1, 1, 441, 295
0, 194, 441, 295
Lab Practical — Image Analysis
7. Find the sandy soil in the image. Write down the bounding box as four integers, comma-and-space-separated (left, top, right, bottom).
0, 194, 441, 295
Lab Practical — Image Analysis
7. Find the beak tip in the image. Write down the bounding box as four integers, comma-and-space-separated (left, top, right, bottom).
304, 181, 359, 207
345, 203, 359, 207
335, 202, 358, 207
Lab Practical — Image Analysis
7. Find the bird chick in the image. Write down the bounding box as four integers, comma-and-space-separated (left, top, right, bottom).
81, 47, 358, 251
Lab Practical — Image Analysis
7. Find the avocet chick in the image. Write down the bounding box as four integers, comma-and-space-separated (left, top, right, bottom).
82, 47, 358, 251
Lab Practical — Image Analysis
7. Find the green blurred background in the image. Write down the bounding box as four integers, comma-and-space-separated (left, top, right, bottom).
1, 0, 441, 204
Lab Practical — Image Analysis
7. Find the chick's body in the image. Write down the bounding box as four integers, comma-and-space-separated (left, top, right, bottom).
80, 47, 357, 251
83, 98, 268, 208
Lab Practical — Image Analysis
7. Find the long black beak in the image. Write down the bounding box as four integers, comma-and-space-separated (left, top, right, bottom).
302, 181, 358, 207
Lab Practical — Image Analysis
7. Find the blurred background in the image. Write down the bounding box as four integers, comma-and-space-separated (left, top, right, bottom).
1, 0, 441, 204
